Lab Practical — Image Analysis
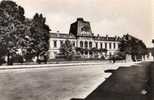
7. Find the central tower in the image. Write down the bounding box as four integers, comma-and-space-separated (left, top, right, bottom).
69, 18, 93, 37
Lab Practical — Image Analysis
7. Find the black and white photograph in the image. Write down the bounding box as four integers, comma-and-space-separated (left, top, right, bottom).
0, 0, 153, 100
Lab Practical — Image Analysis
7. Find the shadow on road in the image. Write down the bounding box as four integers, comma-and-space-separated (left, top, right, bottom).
71, 62, 153, 100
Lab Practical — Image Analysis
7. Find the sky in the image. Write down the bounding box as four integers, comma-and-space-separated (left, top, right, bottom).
8, 0, 153, 47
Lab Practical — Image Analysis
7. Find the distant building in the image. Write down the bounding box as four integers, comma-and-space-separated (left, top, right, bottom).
49, 18, 121, 59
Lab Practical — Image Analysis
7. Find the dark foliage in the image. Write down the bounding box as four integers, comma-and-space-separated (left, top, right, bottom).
119, 35, 148, 61
59, 40, 75, 60
0, 0, 50, 64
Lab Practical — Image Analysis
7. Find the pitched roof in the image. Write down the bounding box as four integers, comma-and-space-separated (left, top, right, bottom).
49, 33, 76, 39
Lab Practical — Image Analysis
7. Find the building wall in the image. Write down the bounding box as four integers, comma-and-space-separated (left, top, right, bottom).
49, 18, 120, 59
48, 36, 120, 59
48, 37, 77, 59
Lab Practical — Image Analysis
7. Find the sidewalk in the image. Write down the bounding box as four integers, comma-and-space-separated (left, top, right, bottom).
0, 61, 142, 70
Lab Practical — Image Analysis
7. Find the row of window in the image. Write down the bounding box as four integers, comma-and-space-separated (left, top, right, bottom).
53, 40, 118, 50
53, 40, 76, 48
79, 51, 113, 56
79, 41, 117, 49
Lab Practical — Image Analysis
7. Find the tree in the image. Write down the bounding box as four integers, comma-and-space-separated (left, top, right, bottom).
75, 47, 84, 54
91, 47, 99, 58
0, 0, 50, 64
59, 40, 75, 60
24, 13, 50, 61
0, 0, 26, 64
119, 35, 148, 61
99, 48, 107, 53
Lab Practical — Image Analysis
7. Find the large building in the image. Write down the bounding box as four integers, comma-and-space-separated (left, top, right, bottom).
49, 18, 121, 59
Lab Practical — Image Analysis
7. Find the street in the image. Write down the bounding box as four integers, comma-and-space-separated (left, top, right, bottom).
80, 62, 151, 100
72, 62, 154, 100
0, 62, 142, 100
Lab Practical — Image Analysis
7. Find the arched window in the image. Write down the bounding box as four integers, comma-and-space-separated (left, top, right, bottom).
89, 42, 92, 48
85, 41, 88, 48
100, 43, 103, 49
105, 43, 107, 49
85, 51, 88, 55
53, 40, 57, 48
72, 41, 75, 47
80, 41, 83, 48
95, 42, 98, 48
60, 40, 63, 46
89, 51, 93, 55
109, 43, 112, 49
113, 43, 116, 49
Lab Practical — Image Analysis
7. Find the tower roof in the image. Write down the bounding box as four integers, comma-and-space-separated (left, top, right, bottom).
69, 18, 93, 37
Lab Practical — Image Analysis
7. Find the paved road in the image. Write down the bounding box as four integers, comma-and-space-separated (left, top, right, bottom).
0, 62, 113, 100
0, 62, 140, 100
72, 61, 154, 100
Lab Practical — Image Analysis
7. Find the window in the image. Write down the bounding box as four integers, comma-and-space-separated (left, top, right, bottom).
100, 43, 103, 49
109, 52, 112, 56
113, 43, 116, 49
81, 51, 84, 55
60, 40, 63, 46
85, 41, 88, 48
105, 43, 107, 49
85, 51, 88, 55
89, 51, 92, 55
54, 40, 57, 48
109, 43, 112, 49
72, 41, 75, 47
95, 42, 98, 48
80, 41, 83, 48
118, 43, 120, 48
89, 42, 92, 48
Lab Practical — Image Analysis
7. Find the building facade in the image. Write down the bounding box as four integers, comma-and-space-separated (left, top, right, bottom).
49, 18, 121, 59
